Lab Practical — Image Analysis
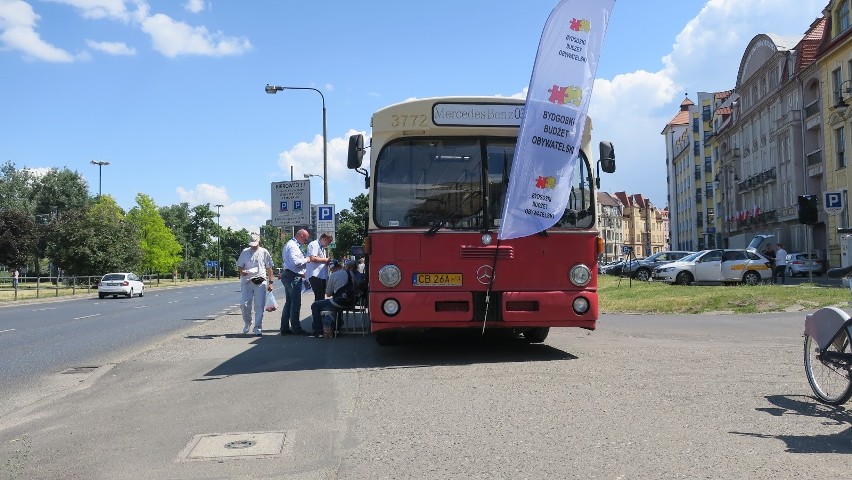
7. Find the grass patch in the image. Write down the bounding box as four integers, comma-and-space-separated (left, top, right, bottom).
598, 275, 849, 314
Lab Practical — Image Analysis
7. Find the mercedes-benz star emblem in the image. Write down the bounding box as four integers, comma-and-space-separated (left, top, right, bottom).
476, 265, 495, 285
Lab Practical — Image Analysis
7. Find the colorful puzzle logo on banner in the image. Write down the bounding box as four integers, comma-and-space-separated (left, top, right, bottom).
535, 176, 557, 190
547, 85, 582, 106
570, 18, 591, 32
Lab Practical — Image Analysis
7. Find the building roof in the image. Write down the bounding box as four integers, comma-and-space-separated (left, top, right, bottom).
795, 16, 826, 73
597, 191, 621, 207
665, 96, 693, 127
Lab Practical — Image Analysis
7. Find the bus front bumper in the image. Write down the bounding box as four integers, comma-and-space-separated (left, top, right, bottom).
368, 290, 597, 332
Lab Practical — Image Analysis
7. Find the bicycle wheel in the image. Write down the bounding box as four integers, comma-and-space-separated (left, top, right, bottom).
804, 329, 852, 405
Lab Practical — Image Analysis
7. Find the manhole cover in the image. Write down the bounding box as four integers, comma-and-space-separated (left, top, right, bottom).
62, 366, 99, 374
224, 440, 256, 449
178, 432, 287, 461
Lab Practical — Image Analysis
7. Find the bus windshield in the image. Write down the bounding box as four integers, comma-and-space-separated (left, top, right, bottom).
374, 136, 594, 230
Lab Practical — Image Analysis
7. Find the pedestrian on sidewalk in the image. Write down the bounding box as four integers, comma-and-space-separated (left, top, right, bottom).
280, 229, 312, 335
306, 232, 333, 306
236, 233, 275, 336
774, 243, 788, 285
309, 259, 356, 338
12, 269, 19, 289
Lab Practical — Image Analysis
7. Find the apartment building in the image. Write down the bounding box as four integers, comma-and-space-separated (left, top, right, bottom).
819, 0, 852, 263
663, 7, 849, 263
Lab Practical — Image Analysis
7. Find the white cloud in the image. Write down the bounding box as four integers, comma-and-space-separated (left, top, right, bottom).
44, 0, 130, 21
85, 39, 135, 55
183, 0, 205, 14
0, 0, 74, 62
139, 12, 251, 58
175, 184, 269, 232
176, 183, 228, 206
276, 128, 368, 207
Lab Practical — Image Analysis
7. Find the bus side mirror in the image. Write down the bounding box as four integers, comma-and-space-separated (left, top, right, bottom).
599, 141, 615, 173
348, 134, 365, 169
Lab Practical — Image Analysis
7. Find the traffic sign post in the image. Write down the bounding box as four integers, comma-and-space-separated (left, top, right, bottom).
316, 204, 335, 237
271, 180, 311, 227
825, 191, 843, 215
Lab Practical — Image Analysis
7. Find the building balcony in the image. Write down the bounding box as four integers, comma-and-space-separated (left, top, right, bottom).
807, 149, 822, 166
724, 147, 741, 159
804, 100, 820, 118
737, 167, 776, 192
773, 109, 802, 133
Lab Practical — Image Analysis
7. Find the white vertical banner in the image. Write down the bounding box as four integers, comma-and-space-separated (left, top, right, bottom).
498, 0, 615, 240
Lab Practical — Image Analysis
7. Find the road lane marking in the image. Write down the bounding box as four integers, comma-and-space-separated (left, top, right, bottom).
134, 305, 149, 309
0, 329, 15, 334
74, 314, 101, 320
32, 307, 57, 312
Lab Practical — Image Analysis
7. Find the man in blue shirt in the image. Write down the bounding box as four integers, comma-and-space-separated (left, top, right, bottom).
280, 229, 311, 335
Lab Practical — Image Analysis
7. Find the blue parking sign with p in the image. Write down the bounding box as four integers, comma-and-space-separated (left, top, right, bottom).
319, 206, 333, 221
826, 191, 843, 214
279, 201, 288, 211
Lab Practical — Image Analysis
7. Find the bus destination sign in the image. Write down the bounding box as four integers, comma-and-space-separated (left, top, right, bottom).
432, 102, 524, 127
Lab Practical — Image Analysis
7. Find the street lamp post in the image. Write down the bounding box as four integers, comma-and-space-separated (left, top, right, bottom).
265, 84, 328, 204
214, 204, 223, 280
90, 160, 110, 198
303, 173, 325, 205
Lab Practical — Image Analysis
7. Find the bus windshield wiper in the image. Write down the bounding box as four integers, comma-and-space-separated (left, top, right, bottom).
425, 215, 453, 235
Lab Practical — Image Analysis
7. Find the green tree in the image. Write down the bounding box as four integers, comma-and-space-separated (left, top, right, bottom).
221, 228, 251, 277
159, 202, 191, 247
158, 203, 219, 278
47, 196, 142, 275
0, 209, 39, 269
127, 194, 182, 274
30, 167, 91, 216
334, 193, 368, 259
0, 161, 35, 213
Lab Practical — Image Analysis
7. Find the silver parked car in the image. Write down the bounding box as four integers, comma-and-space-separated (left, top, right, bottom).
98, 272, 144, 299
627, 250, 694, 281
651, 249, 773, 286
785, 252, 825, 277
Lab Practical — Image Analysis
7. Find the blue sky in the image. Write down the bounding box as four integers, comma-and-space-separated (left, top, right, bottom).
0, 0, 828, 232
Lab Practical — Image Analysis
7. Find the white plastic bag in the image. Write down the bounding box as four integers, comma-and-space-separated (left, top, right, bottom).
264, 291, 278, 312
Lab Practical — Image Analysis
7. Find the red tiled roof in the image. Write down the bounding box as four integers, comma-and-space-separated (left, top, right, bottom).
716, 106, 732, 116
796, 16, 826, 73
715, 90, 733, 100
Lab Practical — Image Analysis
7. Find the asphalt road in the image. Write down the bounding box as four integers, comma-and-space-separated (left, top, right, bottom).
0, 281, 243, 415
1, 304, 850, 479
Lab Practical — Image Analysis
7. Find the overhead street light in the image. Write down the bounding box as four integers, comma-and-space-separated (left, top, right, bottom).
265, 84, 328, 204
90, 160, 110, 198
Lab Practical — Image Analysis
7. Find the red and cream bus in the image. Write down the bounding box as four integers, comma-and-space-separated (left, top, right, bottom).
347, 96, 615, 345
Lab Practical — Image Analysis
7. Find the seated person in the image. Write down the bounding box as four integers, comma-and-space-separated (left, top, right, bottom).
309, 259, 356, 337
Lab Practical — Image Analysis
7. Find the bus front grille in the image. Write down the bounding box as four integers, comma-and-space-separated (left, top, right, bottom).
460, 246, 514, 259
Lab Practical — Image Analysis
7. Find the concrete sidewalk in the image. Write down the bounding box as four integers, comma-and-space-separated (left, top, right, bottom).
0, 290, 371, 479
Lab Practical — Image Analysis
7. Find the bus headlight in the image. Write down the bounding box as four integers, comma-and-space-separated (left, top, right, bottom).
378, 265, 402, 288
481, 233, 493, 246
382, 298, 400, 316
573, 297, 590, 314
569, 264, 591, 286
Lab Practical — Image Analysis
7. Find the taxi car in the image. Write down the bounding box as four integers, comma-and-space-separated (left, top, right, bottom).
651, 249, 772, 286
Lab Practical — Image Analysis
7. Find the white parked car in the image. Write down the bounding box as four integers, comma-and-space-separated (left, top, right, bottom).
98, 272, 144, 298
651, 249, 773, 286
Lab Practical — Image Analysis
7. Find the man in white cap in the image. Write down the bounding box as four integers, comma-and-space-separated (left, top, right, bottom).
236, 232, 275, 336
